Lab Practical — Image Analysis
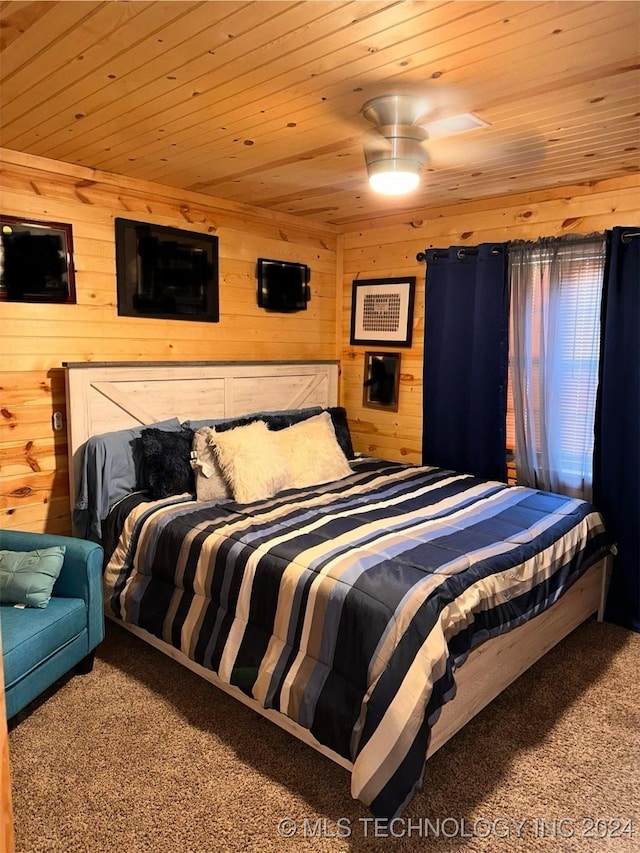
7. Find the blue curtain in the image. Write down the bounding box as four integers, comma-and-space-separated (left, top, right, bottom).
421, 244, 509, 481
593, 227, 640, 632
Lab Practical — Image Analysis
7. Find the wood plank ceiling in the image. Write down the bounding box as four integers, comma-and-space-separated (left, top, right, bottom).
1, 1, 639, 226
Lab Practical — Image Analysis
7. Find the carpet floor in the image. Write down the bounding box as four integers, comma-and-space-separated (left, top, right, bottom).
8, 618, 639, 853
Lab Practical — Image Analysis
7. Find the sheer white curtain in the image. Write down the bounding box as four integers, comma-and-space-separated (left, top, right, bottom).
508, 235, 606, 500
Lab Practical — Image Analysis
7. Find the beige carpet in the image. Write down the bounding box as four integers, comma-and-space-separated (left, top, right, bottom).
8, 619, 639, 853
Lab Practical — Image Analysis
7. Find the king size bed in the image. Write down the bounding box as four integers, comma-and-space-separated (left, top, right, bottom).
64, 360, 611, 819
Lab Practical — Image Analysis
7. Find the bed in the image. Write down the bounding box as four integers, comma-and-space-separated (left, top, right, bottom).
64, 360, 612, 819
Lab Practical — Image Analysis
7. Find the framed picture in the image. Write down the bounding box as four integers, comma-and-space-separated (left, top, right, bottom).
0, 215, 76, 303
350, 276, 415, 347
363, 351, 401, 412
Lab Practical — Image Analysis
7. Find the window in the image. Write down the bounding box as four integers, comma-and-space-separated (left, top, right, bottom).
508, 236, 606, 500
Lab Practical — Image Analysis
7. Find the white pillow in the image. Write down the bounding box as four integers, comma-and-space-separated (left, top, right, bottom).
190, 427, 231, 502
212, 420, 290, 503
273, 411, 352, 489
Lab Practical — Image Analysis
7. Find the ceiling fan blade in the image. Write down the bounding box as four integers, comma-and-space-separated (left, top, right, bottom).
425, 128, 546, 170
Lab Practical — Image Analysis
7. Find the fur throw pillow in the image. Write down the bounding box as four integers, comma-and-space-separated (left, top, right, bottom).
273, 411, 352, 489
212, 420, 290, 503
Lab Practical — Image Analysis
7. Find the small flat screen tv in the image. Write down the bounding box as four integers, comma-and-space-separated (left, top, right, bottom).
257, 257, 310, 313
115, 218, 219, 322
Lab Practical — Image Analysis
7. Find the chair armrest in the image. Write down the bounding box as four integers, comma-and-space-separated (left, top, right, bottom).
0, 530, 105, 650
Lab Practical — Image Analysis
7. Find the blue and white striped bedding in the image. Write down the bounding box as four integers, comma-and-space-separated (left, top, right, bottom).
102, 456, 608, 818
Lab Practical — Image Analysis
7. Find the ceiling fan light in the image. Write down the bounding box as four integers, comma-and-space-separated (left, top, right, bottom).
366, 156, 422, 195
369, 169, 420, 195
362, 121, 426, 195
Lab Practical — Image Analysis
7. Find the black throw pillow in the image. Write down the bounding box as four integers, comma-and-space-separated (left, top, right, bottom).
141, 427, 195, 499
263, 409, 321, 431
213, 415, 262, 434
326, 406, 355, 459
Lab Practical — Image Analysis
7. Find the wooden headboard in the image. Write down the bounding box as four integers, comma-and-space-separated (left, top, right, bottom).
64, 360, 339, 517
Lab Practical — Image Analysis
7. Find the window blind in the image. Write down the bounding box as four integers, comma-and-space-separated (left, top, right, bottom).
507, 236, 605, 499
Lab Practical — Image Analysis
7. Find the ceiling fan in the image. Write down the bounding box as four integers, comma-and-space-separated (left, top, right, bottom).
360, 92, 490, 195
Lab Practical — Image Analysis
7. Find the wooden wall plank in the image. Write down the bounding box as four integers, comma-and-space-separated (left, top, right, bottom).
0, 371, 66, 406
1, 438, 60, 477
1, 469, 69, 513
0, 496, 72, 534
342, 179, 640, 248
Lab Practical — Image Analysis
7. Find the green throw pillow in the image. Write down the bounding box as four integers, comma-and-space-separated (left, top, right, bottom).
0, 546, 66, 608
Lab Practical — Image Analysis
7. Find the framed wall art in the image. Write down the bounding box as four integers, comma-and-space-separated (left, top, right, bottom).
350, 276, 415, 347
363, 351, 401, 412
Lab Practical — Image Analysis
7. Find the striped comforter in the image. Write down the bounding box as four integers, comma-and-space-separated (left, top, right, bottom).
102, 457, 608, 818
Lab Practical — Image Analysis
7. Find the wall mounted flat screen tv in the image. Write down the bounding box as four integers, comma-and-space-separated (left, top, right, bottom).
115, 218, 219, 322
257, 257, 310, 313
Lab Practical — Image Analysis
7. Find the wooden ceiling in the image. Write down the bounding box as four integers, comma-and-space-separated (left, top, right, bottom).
1, 1, 639, 227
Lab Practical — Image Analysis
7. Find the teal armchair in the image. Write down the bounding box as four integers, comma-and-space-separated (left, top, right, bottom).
1, 530, 104, 719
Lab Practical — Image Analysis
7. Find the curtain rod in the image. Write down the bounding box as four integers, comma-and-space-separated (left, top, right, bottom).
416, 231, 638, 262
416, 246, 502, 262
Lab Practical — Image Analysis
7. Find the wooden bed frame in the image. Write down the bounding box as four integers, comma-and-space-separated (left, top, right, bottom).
64, 360, 610, 774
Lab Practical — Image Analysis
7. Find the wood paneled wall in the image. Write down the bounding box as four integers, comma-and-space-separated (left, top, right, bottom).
340, 175, 640, 465
0, 149, 340, 534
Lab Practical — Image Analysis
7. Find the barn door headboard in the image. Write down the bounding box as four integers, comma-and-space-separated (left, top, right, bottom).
64, 360, 339, 516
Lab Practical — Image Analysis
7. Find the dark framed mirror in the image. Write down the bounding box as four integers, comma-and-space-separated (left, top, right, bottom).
0, 215, 76, 303
363, 351, 401, 412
